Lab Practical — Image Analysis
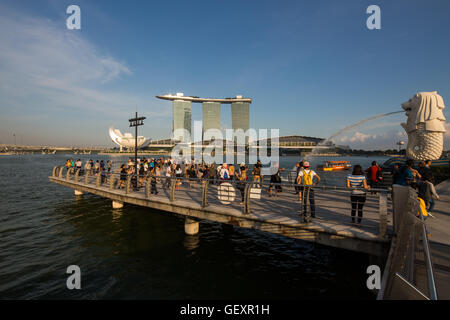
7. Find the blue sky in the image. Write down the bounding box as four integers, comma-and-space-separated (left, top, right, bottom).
0, 0, 449, 149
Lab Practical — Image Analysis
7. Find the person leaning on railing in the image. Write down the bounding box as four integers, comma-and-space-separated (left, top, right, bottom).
252, 160, 262, 186
117, 164, 127, 189
346, 164, 370, 225
268, 166, 285, 197
418, 173, 440, 215
235, 163, 248, 204
175, 164, 183, 189
83, 160, 90, 173
149, 166, 159, 195
65, 159, 72, 173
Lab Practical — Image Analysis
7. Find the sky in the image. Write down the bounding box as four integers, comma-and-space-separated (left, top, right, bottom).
0, 0, 449, 149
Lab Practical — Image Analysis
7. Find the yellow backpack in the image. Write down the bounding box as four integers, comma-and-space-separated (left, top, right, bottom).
417, 197, 428, 217
302, 169, 313, 185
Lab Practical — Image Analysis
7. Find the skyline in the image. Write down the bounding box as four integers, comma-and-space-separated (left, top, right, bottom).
0, 0, 449, 150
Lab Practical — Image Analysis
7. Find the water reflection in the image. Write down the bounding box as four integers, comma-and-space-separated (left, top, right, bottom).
111, 208, 123, 222
183, 234, 200, 251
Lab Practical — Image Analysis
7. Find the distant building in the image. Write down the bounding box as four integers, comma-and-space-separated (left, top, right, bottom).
108, 126, 148, 151
202, 102, 221, 137
156, 93, 252, 142
231, 102, 250, 134
173, 99, 192, 141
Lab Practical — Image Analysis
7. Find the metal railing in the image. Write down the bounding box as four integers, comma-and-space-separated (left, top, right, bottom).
52, 165, 438, 299
377, 185, 438, 300
52, 165, 391, 237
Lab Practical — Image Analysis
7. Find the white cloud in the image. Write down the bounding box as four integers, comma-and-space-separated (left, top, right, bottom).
0, 12, 133, 114
0, 7, 170, 145
339, 132, 377, 143
336, 130, 410, 150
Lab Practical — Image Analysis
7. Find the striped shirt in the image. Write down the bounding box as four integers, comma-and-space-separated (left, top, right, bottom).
347, 174, 366, 195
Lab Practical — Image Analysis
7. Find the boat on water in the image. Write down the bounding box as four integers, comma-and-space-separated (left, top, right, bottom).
316, 160, 352, 172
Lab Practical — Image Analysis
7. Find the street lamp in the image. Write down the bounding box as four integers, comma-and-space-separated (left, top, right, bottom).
396, 141, 405, 154
129, 112, 146, 189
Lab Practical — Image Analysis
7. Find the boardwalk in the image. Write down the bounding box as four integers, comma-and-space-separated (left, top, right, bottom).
49, 167, 392, 256
422, 180, 450, 299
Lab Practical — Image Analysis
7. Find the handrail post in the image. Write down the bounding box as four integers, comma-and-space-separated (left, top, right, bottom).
378, 191, 387, 238
66, 167, 73, 181
109, 174, 116, 190
126, 175, 131, 194
96, 172, 101, 187
52, 166, 58, 177
145, 175, 152, 198
84, 169, 89, 184
418, 204, 438, 300
243, 183, 251, 214
75, 169, 80, 183
202, 180, 208, 207
170, 177, 176, 202
59, 166, 64, 179
408, 227, 415, 283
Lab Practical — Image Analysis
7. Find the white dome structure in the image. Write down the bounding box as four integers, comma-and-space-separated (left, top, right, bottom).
109, 125, 148, 150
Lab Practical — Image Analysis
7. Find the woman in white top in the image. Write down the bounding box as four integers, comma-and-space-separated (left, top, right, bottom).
346, 164, 370, 224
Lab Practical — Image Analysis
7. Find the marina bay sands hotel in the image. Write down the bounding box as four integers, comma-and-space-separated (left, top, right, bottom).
156, 93, 251, 141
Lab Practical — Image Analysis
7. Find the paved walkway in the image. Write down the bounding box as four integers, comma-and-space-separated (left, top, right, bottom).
426, 180, 450, 299
51, 172, 393, 255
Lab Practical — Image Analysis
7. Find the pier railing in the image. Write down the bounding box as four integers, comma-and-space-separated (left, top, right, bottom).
377, 185, 438, 300
52, 166, 392, 239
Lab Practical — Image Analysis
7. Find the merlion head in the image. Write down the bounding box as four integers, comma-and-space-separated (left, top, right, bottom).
401, 91, 446, 160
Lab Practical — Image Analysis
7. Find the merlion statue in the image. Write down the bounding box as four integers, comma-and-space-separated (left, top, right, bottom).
401, 91, 446, 160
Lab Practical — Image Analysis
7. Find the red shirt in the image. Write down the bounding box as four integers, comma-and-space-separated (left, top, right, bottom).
367, 166, 382, 182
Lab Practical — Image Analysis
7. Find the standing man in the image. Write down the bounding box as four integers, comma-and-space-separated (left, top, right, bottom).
365, 161, 383, 190
397, 159, 415, 186
236, 163, 248, 204
296, 161, 320, 223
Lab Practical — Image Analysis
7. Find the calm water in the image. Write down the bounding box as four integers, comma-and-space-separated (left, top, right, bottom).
0, 154, 388, 299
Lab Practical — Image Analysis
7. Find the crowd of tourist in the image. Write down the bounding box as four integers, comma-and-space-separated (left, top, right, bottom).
63, 156, 440, 226
393, 159, 440, 215
343, 159, 440, 226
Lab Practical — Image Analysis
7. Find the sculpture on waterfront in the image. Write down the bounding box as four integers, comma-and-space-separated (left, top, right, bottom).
401, 91, 446, 160
109, 125, 148, 151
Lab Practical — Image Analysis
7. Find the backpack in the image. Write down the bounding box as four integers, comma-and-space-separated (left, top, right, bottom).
417, 197, 428, 217
302, 169, 313, 185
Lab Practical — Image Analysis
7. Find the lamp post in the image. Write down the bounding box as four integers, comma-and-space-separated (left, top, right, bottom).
129, 112, 146, 189
396, 141, 405, 154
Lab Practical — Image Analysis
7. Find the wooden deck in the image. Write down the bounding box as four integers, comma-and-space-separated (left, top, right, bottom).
49, 172, 393, 256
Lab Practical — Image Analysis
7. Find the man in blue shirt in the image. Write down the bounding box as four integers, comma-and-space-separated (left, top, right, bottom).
396, 159, 414, 186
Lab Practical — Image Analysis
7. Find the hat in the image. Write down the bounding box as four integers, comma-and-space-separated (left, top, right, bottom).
303, 161, 310, 167
240, 162, 245, 167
